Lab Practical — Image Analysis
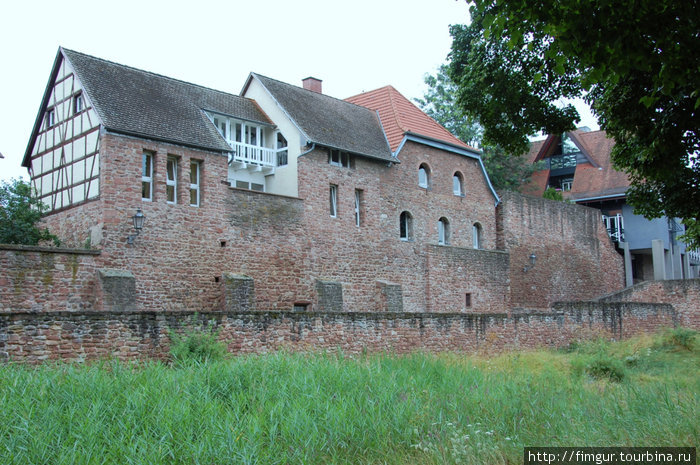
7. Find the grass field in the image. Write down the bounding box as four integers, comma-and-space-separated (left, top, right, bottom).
1, 328, 698, 464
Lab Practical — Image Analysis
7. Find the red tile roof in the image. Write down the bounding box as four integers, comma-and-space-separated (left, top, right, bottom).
345, 86, 474, 152
524, 129, 631, 201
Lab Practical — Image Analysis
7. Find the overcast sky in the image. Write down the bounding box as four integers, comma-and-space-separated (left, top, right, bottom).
0, 0, 597, 183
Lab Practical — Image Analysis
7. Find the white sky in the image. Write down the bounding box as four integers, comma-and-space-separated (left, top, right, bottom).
0, 0, 597, 183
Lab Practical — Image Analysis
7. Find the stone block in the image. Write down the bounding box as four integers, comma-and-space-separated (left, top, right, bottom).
98, 268, 136, 312
222, 273, 255, 312
316, 279, 343, 312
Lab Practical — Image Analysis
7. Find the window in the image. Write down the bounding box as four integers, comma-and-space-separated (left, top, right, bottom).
438, 217, 450, 245
189, 160, 201, 206
465, 293, 472, 308
45, 108, 55, 129
141, 151, 154, 201
73, 93, 83, 114
277, 132, 288, 166
234, 180, 264, 192
472, 222, 482, 249
400, 211, 413, 241
329, 185, 338, 217
453, 172, 464, 196
418, 164, 430, 188
166, 156, 178, 204
354, 189, 362, 227
329, 149, 349, 168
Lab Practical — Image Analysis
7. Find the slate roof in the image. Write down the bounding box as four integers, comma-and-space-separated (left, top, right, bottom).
345, 86, 477, 153
62, 48, 272, 153
524, 129, 631, 201
249, 73, 394, 162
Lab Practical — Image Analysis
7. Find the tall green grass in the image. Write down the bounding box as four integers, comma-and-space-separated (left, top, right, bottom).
0, 329, 697, 464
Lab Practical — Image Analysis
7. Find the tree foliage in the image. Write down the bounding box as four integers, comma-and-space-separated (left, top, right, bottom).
448, 0, 699, 248
0, 178, 59, 246
416, 65, 538, 191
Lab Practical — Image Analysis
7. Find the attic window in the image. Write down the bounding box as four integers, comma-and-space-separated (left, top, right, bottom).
45, 108, 55, 129
73, 93, 84, 114
329, 149, 349, 168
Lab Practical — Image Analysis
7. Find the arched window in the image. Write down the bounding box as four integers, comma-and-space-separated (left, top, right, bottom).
472, 222, 482, 249
400, 211, 413, 241
453, 172, 464, 196
418, 164, 430, 188
438, 217, 450, 245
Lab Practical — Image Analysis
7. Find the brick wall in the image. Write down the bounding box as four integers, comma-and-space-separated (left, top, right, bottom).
0, 303, 675, 363
0, 245, 100, 313
31, 133, 624, 315
498, 191, 624, 308
597, 279, 700, 329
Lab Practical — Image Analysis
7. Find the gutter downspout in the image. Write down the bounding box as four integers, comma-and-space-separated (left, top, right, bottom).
299, 143, 316, 157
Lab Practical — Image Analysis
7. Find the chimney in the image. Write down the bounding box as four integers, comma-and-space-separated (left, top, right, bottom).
302, 76, 322, 93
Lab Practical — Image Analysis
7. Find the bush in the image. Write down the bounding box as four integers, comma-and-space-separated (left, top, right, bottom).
0, 178, 59, 246
542, 187, 565, 202
169, 318, 228, 365
585, 356, 626, 382
659, 327, 697, 351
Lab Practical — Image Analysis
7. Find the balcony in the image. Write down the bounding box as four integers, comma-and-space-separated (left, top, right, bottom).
227, 140, 277, 174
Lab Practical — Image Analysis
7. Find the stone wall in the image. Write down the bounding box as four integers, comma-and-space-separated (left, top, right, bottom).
27, 133, 625, 315
498, 191, 625, 309
0, 303, 676, 363
596, 279, 700, 329
0, 245, 100, 313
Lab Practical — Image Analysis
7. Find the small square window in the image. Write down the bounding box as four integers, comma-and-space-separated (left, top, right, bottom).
329, 149, 349, 168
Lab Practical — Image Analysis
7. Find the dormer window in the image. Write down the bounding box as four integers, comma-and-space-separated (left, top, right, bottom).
329, 149, 349, 168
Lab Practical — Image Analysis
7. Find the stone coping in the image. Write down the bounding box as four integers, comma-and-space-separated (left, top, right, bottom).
0, 244, 101, 255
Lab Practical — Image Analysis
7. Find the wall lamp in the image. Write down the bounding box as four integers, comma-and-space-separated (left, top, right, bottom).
127, 208, 145, 245
523, 253, 537, 272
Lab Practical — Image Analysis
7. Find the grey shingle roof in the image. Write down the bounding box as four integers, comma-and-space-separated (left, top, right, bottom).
251, 74, 394, 162
63, 48, 272, 153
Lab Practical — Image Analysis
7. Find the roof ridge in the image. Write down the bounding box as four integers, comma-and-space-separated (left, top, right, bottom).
252, 72, 378, 115
62, 47, 245, 100
387, 86, 410, 134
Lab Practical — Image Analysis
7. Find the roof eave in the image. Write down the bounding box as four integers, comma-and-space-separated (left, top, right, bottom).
22, 48, 65, 168
104, 127, 231, 154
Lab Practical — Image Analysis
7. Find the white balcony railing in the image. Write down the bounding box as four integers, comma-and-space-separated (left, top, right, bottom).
602, 214, 625, 243
688, 250, 700, 264
227, 140, 276, 167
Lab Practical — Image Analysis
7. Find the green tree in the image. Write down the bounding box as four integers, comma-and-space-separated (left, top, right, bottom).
448, 0, 699, 248
415, 65, 538, 191
0, 178, 59, 246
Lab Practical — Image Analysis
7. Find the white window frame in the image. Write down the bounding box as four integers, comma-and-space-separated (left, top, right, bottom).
354, 189, 362, 227
329, 149, 349, 168
166, 156, 178, 204
329, 185, 338, 217
418, 165, 429, 189
453, 173, 464, 196
438, 218, 450, 245
141, 152, 154, 201
45, 108, 55, 129
400, 211, 412, 241
473, 223, 482, 249
189, 160, 201, 207
73, 94, 83, 114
